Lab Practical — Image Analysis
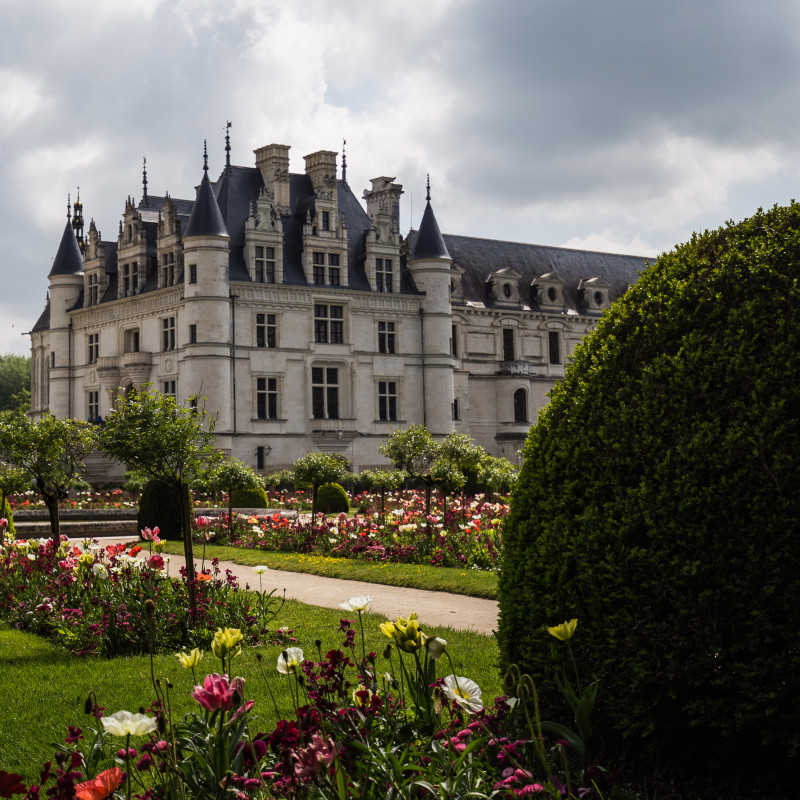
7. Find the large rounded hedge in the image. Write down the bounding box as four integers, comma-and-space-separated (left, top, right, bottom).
498, 204, 800, 777
137, 479, 183, 541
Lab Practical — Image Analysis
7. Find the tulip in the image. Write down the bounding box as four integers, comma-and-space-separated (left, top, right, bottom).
101, 710, 157, 737
547, 619, 578, 641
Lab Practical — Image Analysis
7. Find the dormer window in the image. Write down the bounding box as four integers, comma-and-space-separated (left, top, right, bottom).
533, 271, 566, 311
578, 276, 612, 314
321, 211, 330, 231
503, 283, 512, 298
486, 267, 522, 306
548, 287, 558, 302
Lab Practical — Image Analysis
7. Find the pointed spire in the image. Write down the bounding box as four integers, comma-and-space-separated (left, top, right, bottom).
184, 141, 228, 238
342, 138, 347, 184
72, 187, 85, 254
67, 194, 72, 223
49, 218, 84, 277
412, 175, 450, 261
225, 121, 232, 175
142, 157, 149, 207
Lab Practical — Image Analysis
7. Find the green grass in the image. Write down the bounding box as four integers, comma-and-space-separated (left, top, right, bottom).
163, 541, 499, 599
0, 600, 502, 781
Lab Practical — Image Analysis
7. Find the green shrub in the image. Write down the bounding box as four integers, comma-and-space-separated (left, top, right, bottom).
263, 469, 295, 491
137, 479, 183, 541
498, 203, 800, 779
230, 483, 269, 509
316, 482, 349, 514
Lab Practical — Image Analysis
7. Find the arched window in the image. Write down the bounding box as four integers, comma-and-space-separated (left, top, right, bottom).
513, 388, 527, 423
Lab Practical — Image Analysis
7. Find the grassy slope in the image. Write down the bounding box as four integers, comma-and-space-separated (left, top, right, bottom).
1, 599, 502, 781
163, 542, 499, 599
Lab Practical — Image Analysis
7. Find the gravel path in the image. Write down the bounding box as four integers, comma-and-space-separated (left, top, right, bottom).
163, 553, 498, 636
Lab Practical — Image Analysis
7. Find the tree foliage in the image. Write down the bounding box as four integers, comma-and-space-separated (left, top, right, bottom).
292, 451, 349, 528
498, 203, 800, 781
0, 355, 30, 414
0, 414, 96, 542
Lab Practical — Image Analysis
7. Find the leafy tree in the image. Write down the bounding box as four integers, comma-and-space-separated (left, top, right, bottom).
379, 424, 439, 512
359, 468, 405, 519
0, 355, 30, 414
434, 432, 486, 512
0, 414, 96, 543
0, 462, 29, 543
475, 454, 518, 497
498, 202, 800, 784
98, 386, 222, 609
292, 451, 349, 529
203, 457, 264, 536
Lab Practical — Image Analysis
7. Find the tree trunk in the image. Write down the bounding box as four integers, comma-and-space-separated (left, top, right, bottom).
0, 489, 6, 547
311, 485, 318, 531
178, 480, 197, 614
45, 493, 61, 546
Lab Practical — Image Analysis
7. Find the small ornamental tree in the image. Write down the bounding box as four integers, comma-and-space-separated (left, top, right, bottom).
498, 202, 800, 784
203, 457, 265, 536
379, 424, 439, 512
98, 386, 222, 610
292, 451, 349, 529
475, 454, 518, 497
434, 432, 486, 512
0, 414, 96, 544
359, 468, 405, 519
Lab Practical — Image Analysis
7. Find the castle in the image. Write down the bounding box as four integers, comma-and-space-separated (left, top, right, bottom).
29, 135, 648, 478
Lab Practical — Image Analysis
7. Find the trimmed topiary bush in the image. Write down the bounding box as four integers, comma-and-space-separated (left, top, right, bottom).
137, 479, 183, 541
498, 203, 800, 781
316, 482, 349, 514
230, 483, 269, 509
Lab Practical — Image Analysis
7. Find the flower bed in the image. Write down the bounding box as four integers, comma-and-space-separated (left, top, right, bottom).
202, 492, 508, 571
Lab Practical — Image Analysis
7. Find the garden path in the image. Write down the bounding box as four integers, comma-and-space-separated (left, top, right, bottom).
164, 553, 498, 636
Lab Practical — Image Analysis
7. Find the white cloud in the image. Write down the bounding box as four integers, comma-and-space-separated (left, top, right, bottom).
0, 70, 48, 131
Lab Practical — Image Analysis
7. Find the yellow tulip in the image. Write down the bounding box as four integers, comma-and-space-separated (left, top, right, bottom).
211, 627, 243, 660
380, 612, 423, 653
176, 647, 203, 669
547, 618, 578, 641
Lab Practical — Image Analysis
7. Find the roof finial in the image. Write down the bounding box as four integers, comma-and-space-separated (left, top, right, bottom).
342, 138, 347, 184
225, 121, 232, 175
203, 139, 209, 174
67, 193, 72, 222
426, 173, 431, 203
142, 157, 149, 206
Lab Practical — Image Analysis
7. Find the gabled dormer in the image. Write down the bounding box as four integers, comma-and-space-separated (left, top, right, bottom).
578, 275, 612, 314
532, 270, 566, 312
244, 186, 284, 284
486, 267, 523, 308
363, 177, 403, 292
156, 194, 183, 289
83, 220, 107, 306
116, 197, 147, 299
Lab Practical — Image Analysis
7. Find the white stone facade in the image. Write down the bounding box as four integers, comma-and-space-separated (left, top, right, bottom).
29, 141, 648, 479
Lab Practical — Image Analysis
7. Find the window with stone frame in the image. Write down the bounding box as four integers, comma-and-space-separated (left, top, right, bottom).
162, 317, 176, 351
88, 273, 99, 306
313, 252, 326, 285
328, 253, 341, 286
376, 258, 393, 293
163, 380, 176, 400
378, 321, 396, 354
314, 304, 344, 343
256, 313, 277, 348
311, 366, 339, 419
188, 264, 197, 284
87, 333, 99, 365
503, 328, 515, 361
189, 324, 197, 344
378, 380, 398, 421
123, 329, 140, 354
256, 377, 278, 419
162, 252, 176, 287
548, 331, 560, 364
255, 246, 276, 283
513, 387, 528, 423
88, 390, 99, 421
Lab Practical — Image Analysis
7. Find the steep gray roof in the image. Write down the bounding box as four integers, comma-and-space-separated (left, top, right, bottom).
48, 222, 84, 277
184, 170, 228, 238
411, 201, 450, 260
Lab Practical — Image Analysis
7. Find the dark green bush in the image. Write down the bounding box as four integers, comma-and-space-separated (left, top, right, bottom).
137, 479, 183, 541
230, 483, 269, 509
498, 203, 800, 779
316, 482, 350, 514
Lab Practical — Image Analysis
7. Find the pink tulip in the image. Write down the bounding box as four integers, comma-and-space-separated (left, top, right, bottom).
146, 554, 165, 570
0, 519, 7, 530
140, 527, 159, 541
191, 673, 242, 712
195, 516, 212, 529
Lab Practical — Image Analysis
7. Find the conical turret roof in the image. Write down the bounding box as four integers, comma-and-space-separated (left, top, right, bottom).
411, 200, 450, 260
184, 169, 228, 238
48, 221, 84, 277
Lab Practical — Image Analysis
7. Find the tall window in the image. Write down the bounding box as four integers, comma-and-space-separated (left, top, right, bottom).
87, 333, 99, 364
256, 377, 278, 419
313, 252, 325, 285
451, 324, 458, 357
312, 367, 339, 419
162, 252, 175, 287
256, 445, 267, 470
503, 328, 515, 361
378, 321, 396, 354
513, 388, 528, 423
189, 324, 197, 344
548, 331, 560, 364
188, 264, 197, 284
376, 258, 393, 293
255, 246, 275, 283
256, 313, 276, 348
321, 211, 330, 231
88, 273, 99, 306
162, 317, 176, 351
452, 398, 460, 420
328, 253, 340, 286
378, 381, 397, 421
124, 329, 140, 353
314, 305, 343, 343
88, 390, 99, 421
163, 380, 176, 400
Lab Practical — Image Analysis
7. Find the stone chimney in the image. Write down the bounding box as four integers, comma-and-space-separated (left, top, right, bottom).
254, 144, 291, 212
304, 150, 338, 197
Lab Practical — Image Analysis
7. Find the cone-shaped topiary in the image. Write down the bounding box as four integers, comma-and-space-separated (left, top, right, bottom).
316, 482, 349, 514
498, 203, 800, 781
137, 478, 183, 540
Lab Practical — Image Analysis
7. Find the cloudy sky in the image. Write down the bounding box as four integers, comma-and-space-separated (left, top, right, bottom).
3, 0, 800, 356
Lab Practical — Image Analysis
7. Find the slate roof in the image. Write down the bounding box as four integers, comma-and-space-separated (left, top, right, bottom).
411, 201, 450, 260
31, 300, 50, 333
184, 170, 228, 239
48, 222, 84, 277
